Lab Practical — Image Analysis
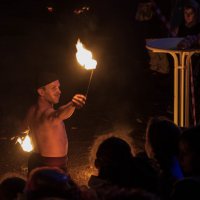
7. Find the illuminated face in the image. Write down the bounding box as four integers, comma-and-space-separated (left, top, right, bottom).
42, 80, 61, 104
184, 7, 196, 25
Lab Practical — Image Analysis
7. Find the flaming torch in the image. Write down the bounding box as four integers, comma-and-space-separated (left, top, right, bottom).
17, 129, 33, 152
76, 39, 97, 97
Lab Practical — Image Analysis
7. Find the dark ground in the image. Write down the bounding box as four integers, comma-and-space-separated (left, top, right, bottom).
0, 0, 174, 185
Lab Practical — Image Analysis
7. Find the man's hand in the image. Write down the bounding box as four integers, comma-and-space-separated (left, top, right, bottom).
72, 94, 86, 109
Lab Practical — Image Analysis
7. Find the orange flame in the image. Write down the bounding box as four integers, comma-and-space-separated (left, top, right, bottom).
17, 129, 33, 152
76, 39, 97, 70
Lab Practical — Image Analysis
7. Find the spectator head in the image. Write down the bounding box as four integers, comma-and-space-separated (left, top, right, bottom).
95, 136, 133, 170
25, 166, 81, 200
183, 0, 200, 25
145, 117, 181, 168
0, 173, 26, 200
94, 136, 136, 187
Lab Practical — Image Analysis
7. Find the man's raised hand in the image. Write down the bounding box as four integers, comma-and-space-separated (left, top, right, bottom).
72, 94, 86, 109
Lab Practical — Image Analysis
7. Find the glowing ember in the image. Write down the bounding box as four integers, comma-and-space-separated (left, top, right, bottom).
74, 6, 90, 15
76, 39, 97, 70
17, 135, 33, 152
47, 6, 54, 13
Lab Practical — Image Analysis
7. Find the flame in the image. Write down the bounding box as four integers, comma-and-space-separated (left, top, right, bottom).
76, 39, 97, 70
47, 6, 54, 13
74, 6, 90, 15
17, 134, 33, 152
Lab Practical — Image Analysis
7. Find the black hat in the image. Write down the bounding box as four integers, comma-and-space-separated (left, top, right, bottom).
36, 72, 59, 89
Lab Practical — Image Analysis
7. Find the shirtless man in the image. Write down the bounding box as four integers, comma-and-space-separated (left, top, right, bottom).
25, 72, 86, 173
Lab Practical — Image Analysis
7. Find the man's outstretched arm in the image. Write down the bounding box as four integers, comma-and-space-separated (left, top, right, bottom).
48, 94, 86, 122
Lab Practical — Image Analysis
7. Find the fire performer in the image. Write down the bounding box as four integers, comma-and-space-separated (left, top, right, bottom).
24, 72, 86, 174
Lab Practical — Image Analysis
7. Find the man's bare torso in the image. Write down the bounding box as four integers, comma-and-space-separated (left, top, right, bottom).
28, 105, 68, 157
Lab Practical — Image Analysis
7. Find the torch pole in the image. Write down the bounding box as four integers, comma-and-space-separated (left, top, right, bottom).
85, 69, 94, 98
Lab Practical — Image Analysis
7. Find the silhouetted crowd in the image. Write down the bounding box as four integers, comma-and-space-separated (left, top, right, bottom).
1, 116, 200, 199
